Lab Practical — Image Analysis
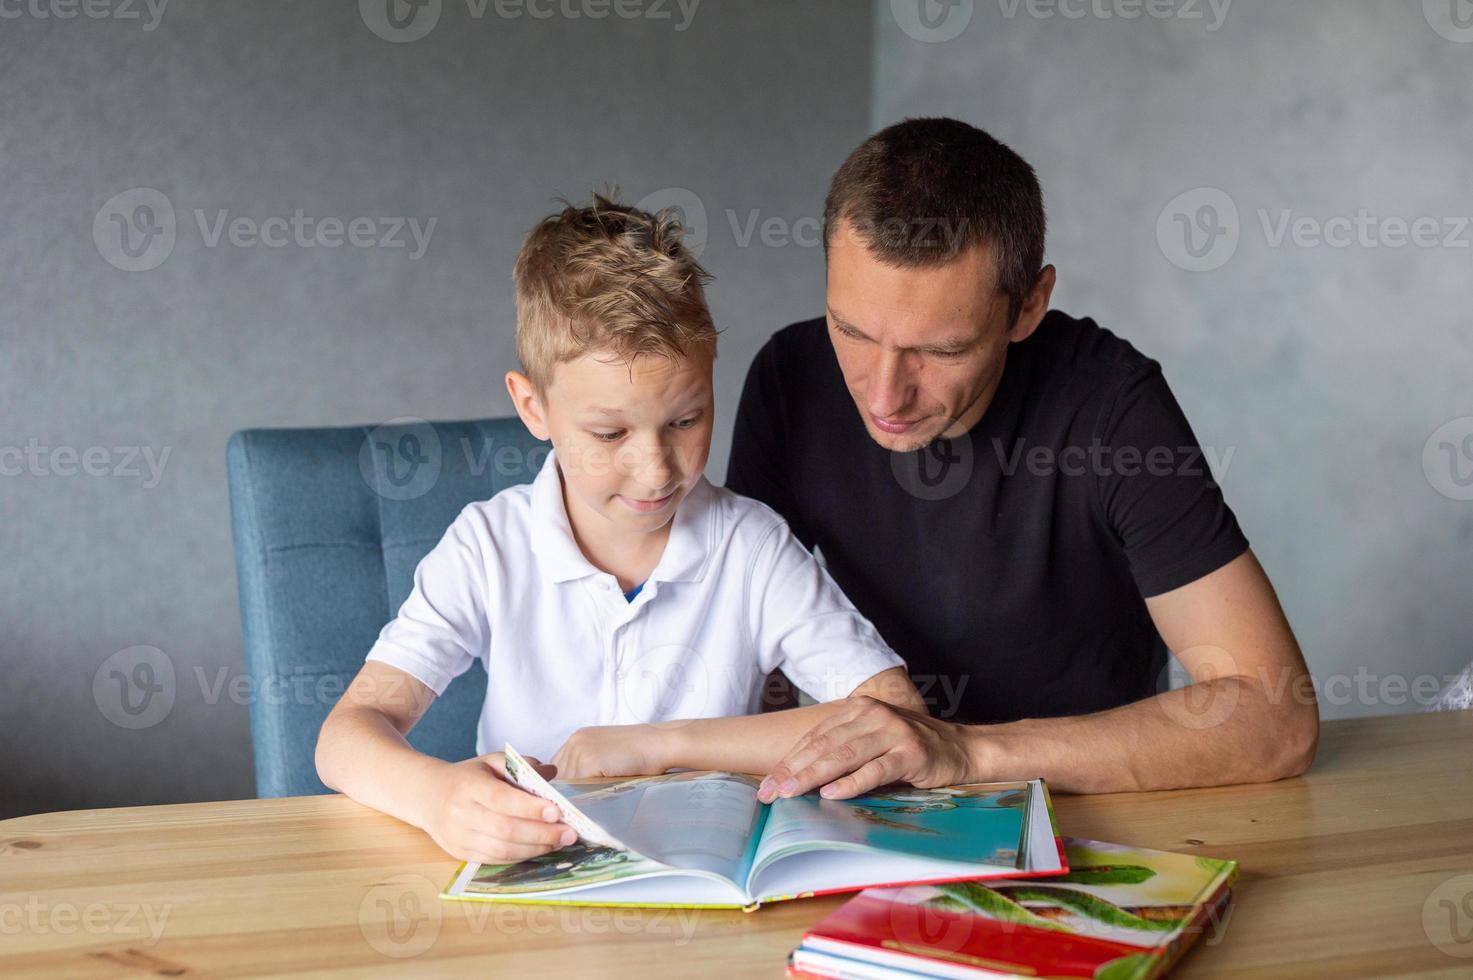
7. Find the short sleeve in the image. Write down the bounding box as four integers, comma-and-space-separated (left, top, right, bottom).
745, 518, 905, 701
726, 337, 816, 549
365, 508, 488, 695
1094, 364, 1250, 597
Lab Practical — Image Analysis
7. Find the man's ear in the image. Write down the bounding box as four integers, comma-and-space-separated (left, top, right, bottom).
1007, 264, 1057, 345
505, 370, 552, 442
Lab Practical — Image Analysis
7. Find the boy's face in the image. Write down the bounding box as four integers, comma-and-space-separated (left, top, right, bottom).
508, 349, 714, 538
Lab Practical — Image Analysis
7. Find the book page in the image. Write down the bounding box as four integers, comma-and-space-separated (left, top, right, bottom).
446, 771, 765, 902
449, 841, 678, 898
749, 782, 1032, 882
562, 770, 765, 882
449, 868, 750, 908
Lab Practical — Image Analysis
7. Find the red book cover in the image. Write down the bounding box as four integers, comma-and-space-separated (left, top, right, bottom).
795, 837, 1238, 979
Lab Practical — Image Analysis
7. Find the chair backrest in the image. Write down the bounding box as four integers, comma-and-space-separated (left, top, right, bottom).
226, 417, 549, 797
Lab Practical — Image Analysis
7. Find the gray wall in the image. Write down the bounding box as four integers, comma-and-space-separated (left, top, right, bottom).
0, 0, 874, 818
873, 0, 1473, 720
5, 0, 1469, 820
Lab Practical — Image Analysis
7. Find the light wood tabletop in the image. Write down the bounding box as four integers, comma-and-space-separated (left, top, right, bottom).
2, 710, 1471, 978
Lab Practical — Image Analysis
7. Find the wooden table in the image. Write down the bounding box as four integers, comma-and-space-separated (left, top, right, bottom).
2, 711, 1471, 978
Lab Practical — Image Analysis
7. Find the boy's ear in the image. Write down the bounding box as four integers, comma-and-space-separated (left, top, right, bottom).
505, 370, 552, 442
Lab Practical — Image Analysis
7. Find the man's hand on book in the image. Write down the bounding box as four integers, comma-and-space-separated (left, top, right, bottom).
551, 724, 664, 779
420, 753, 578, 863
756, 696, 975, 803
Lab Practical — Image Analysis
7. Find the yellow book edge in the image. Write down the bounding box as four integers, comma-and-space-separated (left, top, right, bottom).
439, 862, 785, 912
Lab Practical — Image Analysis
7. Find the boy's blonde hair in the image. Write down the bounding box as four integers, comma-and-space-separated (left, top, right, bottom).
513, 193, 716, 389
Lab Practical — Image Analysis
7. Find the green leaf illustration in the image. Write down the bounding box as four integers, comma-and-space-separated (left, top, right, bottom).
994, 886, 1183, 932
1052, 864, 1155, 885
1093, 953, 1158, 980
929, 882, 1072, 932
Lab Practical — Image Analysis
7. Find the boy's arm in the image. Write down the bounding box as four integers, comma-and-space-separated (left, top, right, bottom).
317, 661, 575, 862
550, 666, 924, 778
316, 661, 443, 823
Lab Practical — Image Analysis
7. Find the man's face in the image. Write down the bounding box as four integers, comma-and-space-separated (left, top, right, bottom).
509, 349, 714, 540
824, 217, 1025, 453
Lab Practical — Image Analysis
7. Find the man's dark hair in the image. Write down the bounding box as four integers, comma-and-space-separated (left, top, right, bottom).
824, 117, 1046, 326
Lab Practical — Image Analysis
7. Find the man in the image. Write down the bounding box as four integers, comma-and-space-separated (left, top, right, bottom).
731, 118, 1319, 801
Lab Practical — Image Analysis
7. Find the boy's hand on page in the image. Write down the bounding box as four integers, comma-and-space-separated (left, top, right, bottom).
421, 753, 577, 863
552, 724, 666, 779
756, 696, 975, 803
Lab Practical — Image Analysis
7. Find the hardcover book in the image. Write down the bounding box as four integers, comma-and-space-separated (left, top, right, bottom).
441, 753, 1065, 911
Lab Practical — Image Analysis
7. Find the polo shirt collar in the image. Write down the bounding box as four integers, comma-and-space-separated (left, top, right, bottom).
528, 448, 713, 586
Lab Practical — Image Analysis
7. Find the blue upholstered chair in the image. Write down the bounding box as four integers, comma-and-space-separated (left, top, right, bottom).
226, 417, 549, 797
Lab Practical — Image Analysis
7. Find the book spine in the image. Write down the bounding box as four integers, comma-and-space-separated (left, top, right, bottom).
1153, 883, 1234, 979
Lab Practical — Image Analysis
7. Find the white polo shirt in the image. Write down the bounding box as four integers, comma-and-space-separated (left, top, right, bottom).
366, 449, 905, 761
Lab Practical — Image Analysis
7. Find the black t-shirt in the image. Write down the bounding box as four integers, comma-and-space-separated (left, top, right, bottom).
726, 311, 1249, 724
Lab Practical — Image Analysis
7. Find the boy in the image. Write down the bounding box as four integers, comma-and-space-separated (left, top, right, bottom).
316, 195, 924, 866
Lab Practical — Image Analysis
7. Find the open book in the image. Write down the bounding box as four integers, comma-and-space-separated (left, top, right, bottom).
440, 748, 1066, 911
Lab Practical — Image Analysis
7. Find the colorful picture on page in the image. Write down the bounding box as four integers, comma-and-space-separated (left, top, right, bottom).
461, 840, 667, 895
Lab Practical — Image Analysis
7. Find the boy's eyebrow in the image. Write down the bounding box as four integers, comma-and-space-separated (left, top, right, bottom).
579, 400, 707, 420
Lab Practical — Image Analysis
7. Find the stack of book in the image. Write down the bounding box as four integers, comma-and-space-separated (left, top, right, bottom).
787, 837, 1237, 980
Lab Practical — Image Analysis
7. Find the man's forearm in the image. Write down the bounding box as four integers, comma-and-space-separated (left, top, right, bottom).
965, 676, 1320, 794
